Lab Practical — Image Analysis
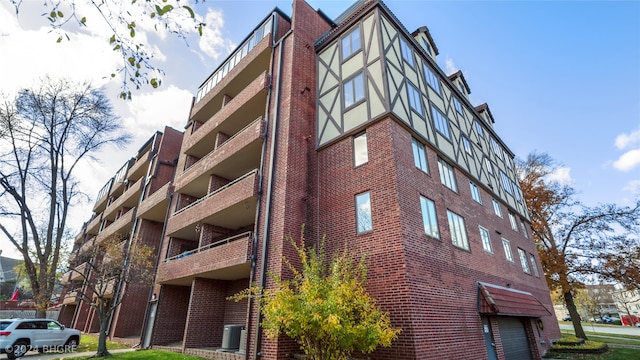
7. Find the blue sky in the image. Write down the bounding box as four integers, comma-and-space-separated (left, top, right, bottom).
1, 0, 638, 258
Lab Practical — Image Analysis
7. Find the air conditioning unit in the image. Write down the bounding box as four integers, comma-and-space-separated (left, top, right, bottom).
236, 329, 246, 354
221, 324, 244, 350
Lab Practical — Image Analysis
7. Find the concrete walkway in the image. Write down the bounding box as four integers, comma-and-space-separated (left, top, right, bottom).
11, 348, 136, 360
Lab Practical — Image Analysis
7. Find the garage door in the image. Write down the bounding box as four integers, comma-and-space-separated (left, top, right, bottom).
497, 317, 532, 360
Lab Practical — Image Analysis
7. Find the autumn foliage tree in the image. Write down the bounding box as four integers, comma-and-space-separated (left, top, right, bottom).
69, 233, 155, 357
231, 232, 401, 360
0, 78, 130, 317
517, 152, 640, 339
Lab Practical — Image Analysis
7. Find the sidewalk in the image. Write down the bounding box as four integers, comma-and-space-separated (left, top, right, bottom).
14, 348, 136, 360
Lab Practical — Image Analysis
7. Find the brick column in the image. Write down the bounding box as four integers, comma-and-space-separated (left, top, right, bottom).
183, 278, 227, 349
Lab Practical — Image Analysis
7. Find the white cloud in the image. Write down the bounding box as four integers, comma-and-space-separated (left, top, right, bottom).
623, 179, 640, 196
199, 8, 236, 61
614, 128, 640, 150
546, 166, 573, 185
613, 149, 640, 172
445, 57, 458, 76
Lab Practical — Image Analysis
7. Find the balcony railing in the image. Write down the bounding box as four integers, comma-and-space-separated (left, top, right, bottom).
62, 290, 81, 305
165, 231, 252, 262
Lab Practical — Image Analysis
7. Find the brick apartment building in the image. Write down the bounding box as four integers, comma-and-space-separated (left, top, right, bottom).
141, 0, 560, 359
58, 127, 183, 338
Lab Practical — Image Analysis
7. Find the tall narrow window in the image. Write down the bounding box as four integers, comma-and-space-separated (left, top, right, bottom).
401, 38, 414, 67
462, 136, 472, 155
530, 254, 540, 277
341, 27, 361, 59
420, 196, 439, 239
423, 64, 441, 94
501, 171, 513, 194
447, 210, 469, 250
355, 192, 372, 233
438, 158, 457, 192
521, 219, 529, 239
518, 248, 531, 274
502, 238, 514, 262
470, 182, 482, 204
421, 38, 433, 56
508, 211, 519, 232
479, 226, 492, 253
475, 121, 485, 138
412, 138, 428, 173
485, 158, 494, 175
408, 83, 422, 114
492, 199, 502, 218
453, 97, 463, 114
431, 105, 451, 140
343, 73, 364, 108
353, 132, 368, 166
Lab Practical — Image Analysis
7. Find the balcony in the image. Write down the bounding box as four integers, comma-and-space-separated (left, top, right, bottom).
175, 118, 264, 196
166, 170, 259, 241
70, 263, 89, 281
128, 150, 152, 182
157, 232, 252, 285
109, 161, 131, 199
191, 29, 273, 122
137, 182, 172, 222
102, 178, 143, 221
62, 290, 81, 305
60, 271, 73, 285
96, 208, 135, 243
93, 179, 113, 213
94, 278, 117, 298
185, 72, 269, 158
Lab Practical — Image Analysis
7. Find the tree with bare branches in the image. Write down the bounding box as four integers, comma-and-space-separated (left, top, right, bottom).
0, 77, 130, 318
517, 152, 640, 339
68, 233, 154, 357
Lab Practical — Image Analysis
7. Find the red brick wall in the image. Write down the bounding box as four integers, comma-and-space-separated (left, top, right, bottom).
152, 285, 190, 345
58, 304, 75, 327
183, 278, 226, 348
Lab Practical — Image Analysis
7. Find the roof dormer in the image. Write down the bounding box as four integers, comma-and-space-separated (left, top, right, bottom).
448, 70, 471, 100
411, 26, 439, 62
475, 103, 495, 130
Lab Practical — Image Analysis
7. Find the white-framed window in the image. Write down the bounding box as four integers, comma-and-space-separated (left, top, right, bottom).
508, 211, 519, 232
513, 181, 522, 201
420, 196, 439, 239
353, 132, 368, 167
421, 37, 433, 56
521, 219, 529, 239
438, 158, 457, 192
479, 226, 492, 253
486, 158, 494, 175
343, 72, 364, 108
453, 97, 463, 114
475, 120, 485, 138
401, 38, 414, 67
502, 238, 514, 262
447, 210, 469, 250
518, 248, 531, 274
355, 192, 372, 233
341, 26, 361, 59
492, 199, 502, 218
470, 182, 482, 204
431, 105, 450, 139
462, 136, 472, 155
408, 83, 422, 114
412, 138, 428, 173
423, 64, 440, 94
530, 253, 540, 277
501, 171, 512, 194
490, 137, 503, 160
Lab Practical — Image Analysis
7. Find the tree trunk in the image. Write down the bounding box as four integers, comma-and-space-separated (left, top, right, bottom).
35, 306, 46, 319
564, 290, 587, 339
96, 313, 111, 357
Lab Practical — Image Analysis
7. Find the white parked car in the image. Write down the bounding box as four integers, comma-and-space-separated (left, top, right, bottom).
0, 318, 80, 359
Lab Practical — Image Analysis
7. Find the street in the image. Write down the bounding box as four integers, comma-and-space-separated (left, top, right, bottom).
559, 323, 640, 336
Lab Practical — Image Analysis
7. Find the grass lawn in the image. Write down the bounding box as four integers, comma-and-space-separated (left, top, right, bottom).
75, 334, 129, 353
547, 328, 640, 359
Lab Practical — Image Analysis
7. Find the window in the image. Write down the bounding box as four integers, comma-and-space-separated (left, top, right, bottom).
508, 211, 519, 232
412, 138, 428, 173
513, 181, 522, 201
343, 73, 365, 108
470, 182, 482, 204
353, 132, 368, 166
453, 97, 463, 114
530, 254, 540, 277
520, 219, 529, 239
447, 210, 469, 250
490, 137, 503, 160
518, 248, 531, 274
341, 27, 361, 59
462, 136, 472, 155
423, 64, 441, 94
431, 105, 451, 139
408, 83, 422, 114
420, 196, 439, 238
501, 171, 512, 194
438, 158, 457, 192
502, 238, 514, 262
479, 226, 492, 253
421, 38, 433, 56
356, 192, 372, 233
492, 199, 502, 218
475, 121, 485, 138
401, 38, 414, 67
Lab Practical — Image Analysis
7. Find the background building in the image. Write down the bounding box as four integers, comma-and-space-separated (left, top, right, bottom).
146, 0, 559, 359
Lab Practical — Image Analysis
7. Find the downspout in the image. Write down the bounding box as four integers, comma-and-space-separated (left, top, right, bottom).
251, 26, 291, 360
